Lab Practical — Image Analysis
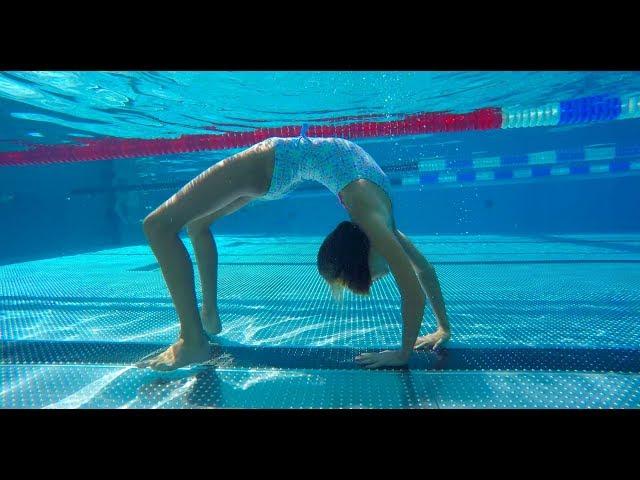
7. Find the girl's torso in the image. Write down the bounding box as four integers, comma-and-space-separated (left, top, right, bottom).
263, 136, 392, 205
259, 136, 396, 271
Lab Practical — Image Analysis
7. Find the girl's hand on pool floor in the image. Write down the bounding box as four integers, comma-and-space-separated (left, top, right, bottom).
414, 328, 450, 351
355, 350, 409, 368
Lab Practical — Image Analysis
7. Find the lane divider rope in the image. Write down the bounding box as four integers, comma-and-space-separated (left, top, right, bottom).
1, 93, 638, 167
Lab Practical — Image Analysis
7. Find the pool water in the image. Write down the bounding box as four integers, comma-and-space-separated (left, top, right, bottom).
1, 72, 639, 409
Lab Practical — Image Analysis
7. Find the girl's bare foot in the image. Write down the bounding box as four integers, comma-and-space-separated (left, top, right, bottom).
201, 307, 222, 336
137, 337, 210, 371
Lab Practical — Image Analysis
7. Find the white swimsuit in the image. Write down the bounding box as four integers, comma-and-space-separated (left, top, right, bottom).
259, 136, 392, 204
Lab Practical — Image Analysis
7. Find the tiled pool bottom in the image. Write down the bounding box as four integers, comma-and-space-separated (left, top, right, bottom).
2, 365, 639, 409
1, 234, 640, 409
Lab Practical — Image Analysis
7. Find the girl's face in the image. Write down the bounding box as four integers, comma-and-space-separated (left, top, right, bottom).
369, 249, 390, 281
329, 280, 345, 302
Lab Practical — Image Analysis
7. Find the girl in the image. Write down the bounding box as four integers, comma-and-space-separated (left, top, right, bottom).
137, 132, 450, 371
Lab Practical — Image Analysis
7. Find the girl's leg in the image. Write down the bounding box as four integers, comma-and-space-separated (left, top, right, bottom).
137, 142, 274, 371
186, 196, 255, 335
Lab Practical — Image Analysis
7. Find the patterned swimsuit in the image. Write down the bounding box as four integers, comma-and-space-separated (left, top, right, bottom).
258, 136, 392, 204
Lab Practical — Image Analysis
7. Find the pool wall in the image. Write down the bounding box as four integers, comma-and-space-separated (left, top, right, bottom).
2, 169, 639, 265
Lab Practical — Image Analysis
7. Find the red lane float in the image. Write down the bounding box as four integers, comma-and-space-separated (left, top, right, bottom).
0, 108, 502, 167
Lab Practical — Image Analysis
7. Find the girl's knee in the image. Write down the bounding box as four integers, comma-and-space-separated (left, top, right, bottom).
143, 210, 179, 238
186, 221, 210, 238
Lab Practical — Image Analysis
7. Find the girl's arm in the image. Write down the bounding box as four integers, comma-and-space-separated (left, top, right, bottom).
394, 229, 450, 347
351, 210, 426, 368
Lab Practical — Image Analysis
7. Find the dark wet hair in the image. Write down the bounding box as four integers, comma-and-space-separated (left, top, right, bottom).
317, 221, 372, 295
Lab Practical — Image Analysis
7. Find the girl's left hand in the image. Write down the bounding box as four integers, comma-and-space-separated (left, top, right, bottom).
414, 328, 450, 351
355, 350, 409, 369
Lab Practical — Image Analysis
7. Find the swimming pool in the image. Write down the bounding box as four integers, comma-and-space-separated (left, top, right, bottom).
1, 72, 639, 408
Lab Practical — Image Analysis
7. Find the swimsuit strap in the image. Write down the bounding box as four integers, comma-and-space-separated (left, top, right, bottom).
295, 123, 310, 147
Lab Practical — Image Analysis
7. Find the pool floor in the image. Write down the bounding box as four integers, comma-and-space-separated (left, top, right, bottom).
2, 234, 640, 408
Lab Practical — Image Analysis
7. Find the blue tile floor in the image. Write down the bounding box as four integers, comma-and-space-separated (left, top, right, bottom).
1, 234, 639, 408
